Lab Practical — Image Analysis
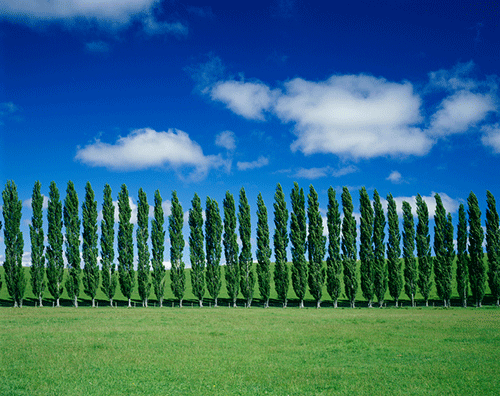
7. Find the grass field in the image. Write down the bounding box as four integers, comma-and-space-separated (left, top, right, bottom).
1, 306, 499, 395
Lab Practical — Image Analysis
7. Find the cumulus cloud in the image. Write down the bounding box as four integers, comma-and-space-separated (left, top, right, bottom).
381, 193, 459, 217
215, 130, 236, 150
481, 124, 500, 153
386, 170, 403, 184
293, 165, 358, 179
237, 156, 269, 171
75, 128, 228, 180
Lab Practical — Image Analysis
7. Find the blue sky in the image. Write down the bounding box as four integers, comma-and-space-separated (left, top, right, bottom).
1, 0, 499, 267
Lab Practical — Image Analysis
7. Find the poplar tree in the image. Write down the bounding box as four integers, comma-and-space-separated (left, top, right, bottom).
486, 191, 500, 306
30, 181, 45, 307
342, 187, 357, 308
223, 191, 240, 307
64, 181, 80, 308
307, 185, 326, 308
2, 180, 26, 307
169, 191, 185, 307
118, 184, 134, 308
82, 181, 99, 307
416, 194, 432, 306
444, 213, 455, 306
239, 188, 255, 307
100, 184, 117, 306
387, 193, 402, 306
402, 201, 417, 306
468, 191, 486, 307
205, 197, 222, 306
273, 184, 289, 307
359, 187, 374, 307
326, 187, 342, 308
137, 188, 151, 307
290, 182, 307, 308
456, 203, 469, 307
189, 192, 205, 307
373, 190, 386, 307
151, 190, 166, 307
256, 193, 271, 308
47, 181, 64, 307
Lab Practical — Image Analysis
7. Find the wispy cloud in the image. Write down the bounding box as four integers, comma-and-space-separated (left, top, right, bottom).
293, 165, 358, 179
215, 130, 236, 151
237, 156, 269, 171
481, 124, 500, 153
85, 41, 110, 53
386, 170, 404, 184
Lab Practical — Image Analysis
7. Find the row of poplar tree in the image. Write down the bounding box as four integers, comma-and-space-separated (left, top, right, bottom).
2, 180, 499, 309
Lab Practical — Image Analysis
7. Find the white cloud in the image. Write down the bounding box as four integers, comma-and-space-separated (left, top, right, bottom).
293, 165, 357, 180
237, 156, 269, 171
427, 61, 479, 92
386, 170, 403, 184
215, 130, 236, 150
75, 128, 228, 181
481, 123, 500, 153
141, 15, 188, 36
381, 193, 459, 217
86, 41, 110, 53
23, 195, 49, 209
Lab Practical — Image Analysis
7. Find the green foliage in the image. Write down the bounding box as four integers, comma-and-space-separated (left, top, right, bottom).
64, 181, 81, 307
205, 197, 222, 305
189, 193, 205, 306
118, 184, 134, 307
456, 203, 469, 307
223, 191, 240, 307
82, 181, 99, 307
402, 201, 417, 306
273, 184, 289, 306
341, 187, 357, 308
416, 194, 432, 305
29, 181, 45, 306
46, 181, 64, 306
136, 188, 151, 306
468, 191, 486, 307
326, 187, 342, 307
372, 190, 386, 307
256, 193, 271, 307
151, 190, 166, 306
485, 191, 500, 305
386, 193, 402, 306
290, 182, 307, 308
359, 187, 374, 306
2, 180, 26, 307
238, 188, 255, 307
100, 184, 117, 305
169, 191, 185, 306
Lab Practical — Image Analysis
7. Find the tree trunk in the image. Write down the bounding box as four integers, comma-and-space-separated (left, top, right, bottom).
128, 298, 132, 308
316, 300, 321, 309
496, 298, 499, 307
74, 297, 78, 308
247, 298, 252, 308
425, 299, 429, 307
56, 298, 60, 307
198, 299, 203, 307
92, 298, 95, 308
214, 298, 218, 307
411, 295, 415, 307
283, 299, 287, 308
299, 299, 304, 309
160, 298, 163, 308
232, 298, 236, 308
39, 296, 43, 307
110, 298, 114, 307
333, 300, 338, 308
179, 299, 183, 308
395, 299, 398, 307
462, 298, 467, 308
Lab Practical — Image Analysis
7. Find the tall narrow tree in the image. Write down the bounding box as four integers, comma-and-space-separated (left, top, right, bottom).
307, 185, 326, 308
151, 190, 166, 307
342, 187, 357, 308
239, 188, 255, 307
402, 201, 417, 307
486, 191, 500, 306
205, 197, 222, 306
189, 192, 205, 307
444, 213, 455, 307
273, 184, 289, 307
416, 194, 432, 306
223, 191, 240, 307
169, 191, 185, 307
373, 190, 386, 307
137, 188, 151, 307
30, 181, 45, 307
2, 180, 25, 307
47, 181, 64, 307
290, 182, 307, 308
64, 181, 80, 308
359, 187, 374, 307
387, 193, 402, 307
468, 191, 486, 307
82, 181, 99, 307
100, 184, 117, 306
326, 187, 342, 308
118, 184, 134, 308
456, 203, 469, 308
256, 193, 271, 308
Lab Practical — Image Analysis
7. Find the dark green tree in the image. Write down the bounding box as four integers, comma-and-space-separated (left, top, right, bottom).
2, 180, 25, 307
402, 201, 417, 307
307, 185, 326, 308
239, 188, 255, 307
100, 184, 117, 306
326, 187, 342, 308
486, 191, 500, 306
205, 197, 222, 306
444, 213, 455, 306
416, 194, 432, 306
290, 182, 307, 308
387, 193, 402, 307
359, 187, 374, 307
82, 181, 99, 307
46, 181, 64, 307
456, 203, 469, 307
256, 193, 271, 308
468, 191, 486, 307
189, 193, 205, 307
64, 181, 81, 308
30, 181, 45, 307
223, 191, 240, 307
137, 188, 151, 307
151, 190, 166, 307
342, 187, 357, 308
169, 191, 185, 307
373, 190, 386, 307
118, 184, 134, 308
273, 184, 289, 307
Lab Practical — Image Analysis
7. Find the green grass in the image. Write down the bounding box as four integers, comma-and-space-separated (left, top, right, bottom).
1, 307, 499, 395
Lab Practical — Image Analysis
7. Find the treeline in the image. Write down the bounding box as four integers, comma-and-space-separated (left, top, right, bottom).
2, 180, 500, 308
